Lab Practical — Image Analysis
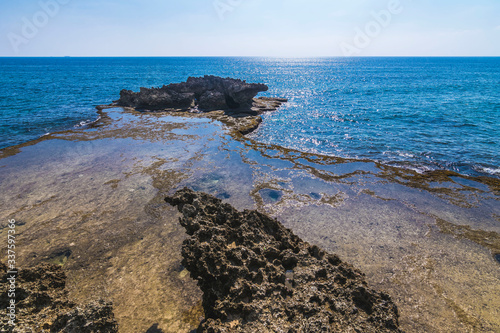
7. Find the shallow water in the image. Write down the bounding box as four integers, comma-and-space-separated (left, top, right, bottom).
0, 108, 499, 332
1, 57, 499, 177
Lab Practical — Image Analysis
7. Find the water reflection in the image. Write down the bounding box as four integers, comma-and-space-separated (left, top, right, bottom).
0, 108, 498, 332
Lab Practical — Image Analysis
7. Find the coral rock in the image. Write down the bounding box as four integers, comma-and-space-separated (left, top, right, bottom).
0, 263, 118, 333
166, 188, 403, 333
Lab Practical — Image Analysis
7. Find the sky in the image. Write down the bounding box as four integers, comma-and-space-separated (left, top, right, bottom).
0, 0, 499, 57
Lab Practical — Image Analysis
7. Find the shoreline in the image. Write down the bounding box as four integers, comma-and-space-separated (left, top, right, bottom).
2, 105, 500, 183
1, 57, 498, 178
1, 107, 499, 258
0, 106, 499, 332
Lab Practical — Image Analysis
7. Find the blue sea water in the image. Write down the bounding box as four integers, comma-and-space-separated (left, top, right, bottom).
0, 57, 499, 177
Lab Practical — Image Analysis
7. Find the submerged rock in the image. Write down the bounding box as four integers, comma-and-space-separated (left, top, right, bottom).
116, 76, 270, 111
0, 263, 118, 333
166, 188, 403, 332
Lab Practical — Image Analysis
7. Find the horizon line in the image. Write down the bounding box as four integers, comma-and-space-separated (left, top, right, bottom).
1, 55, 500, 58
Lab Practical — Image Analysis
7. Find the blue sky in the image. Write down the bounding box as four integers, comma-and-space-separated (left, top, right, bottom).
0, 0, 499, 56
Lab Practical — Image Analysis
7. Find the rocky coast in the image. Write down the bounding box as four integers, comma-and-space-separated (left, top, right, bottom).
0, 78, 499, 332
166, 188, 402, 332
0, 186, 404, 332
0, 262, 118, 332
111, 76, 288, 135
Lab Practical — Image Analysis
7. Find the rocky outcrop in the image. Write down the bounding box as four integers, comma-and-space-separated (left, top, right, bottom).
106, 76, 288, 135
166, 188, 403, 332
116, 76, 270, 111
0, 263, 118, 333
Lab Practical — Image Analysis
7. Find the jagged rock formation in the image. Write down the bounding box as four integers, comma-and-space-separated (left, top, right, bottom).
166, 188, 403, 333
0, 263, 118, 333
116, 76, 270, 111
106, 76, 288, 135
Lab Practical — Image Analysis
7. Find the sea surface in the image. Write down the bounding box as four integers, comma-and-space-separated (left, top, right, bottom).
1, 57, 499, 332
0, 57, 499, 177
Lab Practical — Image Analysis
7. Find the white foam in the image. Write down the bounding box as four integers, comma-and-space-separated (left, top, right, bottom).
74, 116, 101, 128
478, 167, 500, 175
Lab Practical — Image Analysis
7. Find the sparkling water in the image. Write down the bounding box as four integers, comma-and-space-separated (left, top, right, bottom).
1, 57, 498, 177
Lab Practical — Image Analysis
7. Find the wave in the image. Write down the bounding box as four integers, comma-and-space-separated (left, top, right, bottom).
74, 115, 101, 128
473, 166, 500, 176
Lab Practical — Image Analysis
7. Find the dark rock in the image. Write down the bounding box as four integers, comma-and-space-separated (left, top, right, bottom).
166, 188, 403, 332
145, 323, 165, 333
50, 300, 117, 333
198, 90, 227, 110
106, 77, 288, 135
116, 76, 269, 111
0, 262, 118, 333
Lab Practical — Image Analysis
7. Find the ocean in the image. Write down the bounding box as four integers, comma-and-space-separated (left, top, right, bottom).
0, 57, 499, 177
1, 56, 499, 332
